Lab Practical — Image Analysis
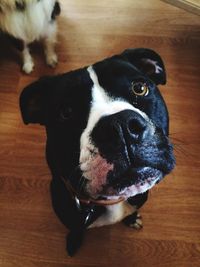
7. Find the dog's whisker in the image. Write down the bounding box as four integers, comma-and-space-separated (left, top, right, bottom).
173, 143, 193, 158
170, 137, 186, 145
173, 145, 187, 154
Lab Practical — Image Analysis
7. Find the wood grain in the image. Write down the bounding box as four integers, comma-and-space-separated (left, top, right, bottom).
0, 0, 200, 266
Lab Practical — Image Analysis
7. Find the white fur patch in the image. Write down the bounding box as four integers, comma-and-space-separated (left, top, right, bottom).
89, 201, 136, 228
0, 0, 57, 43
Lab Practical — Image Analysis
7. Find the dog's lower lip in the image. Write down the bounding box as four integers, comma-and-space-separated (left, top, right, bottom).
74, 166, 163, 199
109, 167, 163, 190
101, 168, 163, 199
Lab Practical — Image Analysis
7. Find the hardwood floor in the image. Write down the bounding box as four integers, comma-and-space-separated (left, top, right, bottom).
0, 0, 200, 266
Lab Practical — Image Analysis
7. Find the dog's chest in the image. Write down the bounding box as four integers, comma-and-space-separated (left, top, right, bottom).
89, 201, 136, 228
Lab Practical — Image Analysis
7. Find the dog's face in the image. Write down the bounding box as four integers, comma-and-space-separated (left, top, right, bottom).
20, 48, 175, 201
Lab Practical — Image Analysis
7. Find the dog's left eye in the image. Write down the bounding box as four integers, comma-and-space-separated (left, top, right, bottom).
60, 106, 73, 121
131, 81, 149, 96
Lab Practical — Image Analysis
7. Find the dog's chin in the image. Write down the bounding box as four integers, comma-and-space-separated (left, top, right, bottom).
84, 167, 163, 200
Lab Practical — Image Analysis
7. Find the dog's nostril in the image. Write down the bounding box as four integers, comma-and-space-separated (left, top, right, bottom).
128, 118, 146, 136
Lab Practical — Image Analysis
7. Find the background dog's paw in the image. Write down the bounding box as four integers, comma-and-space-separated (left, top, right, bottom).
123, 212, 143, 230
46, 53, 58, 68
22, 60, 34, 74
66, 231, 83, 257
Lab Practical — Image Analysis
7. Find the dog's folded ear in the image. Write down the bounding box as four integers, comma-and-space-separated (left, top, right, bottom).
20, 76, 54, 125
122, 48, 166, 85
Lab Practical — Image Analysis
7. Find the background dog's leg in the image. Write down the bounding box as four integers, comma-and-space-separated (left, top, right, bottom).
43, 24, 58, 68
22, 44, 34, 74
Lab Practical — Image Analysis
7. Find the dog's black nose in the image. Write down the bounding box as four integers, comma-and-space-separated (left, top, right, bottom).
91, 110, 150, 147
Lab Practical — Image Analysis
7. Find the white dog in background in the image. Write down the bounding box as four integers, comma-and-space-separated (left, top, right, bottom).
0, 0, 60, 73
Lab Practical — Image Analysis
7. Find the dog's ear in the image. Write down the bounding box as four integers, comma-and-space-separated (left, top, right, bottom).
20, 77, 55, 125
122, 48, 166, 85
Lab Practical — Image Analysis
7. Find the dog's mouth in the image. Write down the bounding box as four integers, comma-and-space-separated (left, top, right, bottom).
70, 154, 164, 201
84, 165, 163, 200
101, 167, 163, 199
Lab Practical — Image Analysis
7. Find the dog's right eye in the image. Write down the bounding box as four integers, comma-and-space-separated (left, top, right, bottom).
131, 81, 149, 96
60, 106, 73, 121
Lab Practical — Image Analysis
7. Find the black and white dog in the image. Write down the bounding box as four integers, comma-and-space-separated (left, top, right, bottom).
20, 48, 175, 256
0, 0, 60, 73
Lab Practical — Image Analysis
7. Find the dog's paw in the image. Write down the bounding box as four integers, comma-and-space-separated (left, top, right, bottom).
130, 213, 143, 229
123, 212, 143, 230
66, 231, 83, 257
46, 53, 58, 68
22, 60, 34, 74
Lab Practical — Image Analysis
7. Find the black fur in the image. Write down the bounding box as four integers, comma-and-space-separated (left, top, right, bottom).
20, 48, 175, 256
51, 1, 61, 20
15, 1, 26, 11
15, 0, 41, 11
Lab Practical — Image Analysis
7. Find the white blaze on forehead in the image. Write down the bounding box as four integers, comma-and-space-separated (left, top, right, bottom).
80, 66, 151, 152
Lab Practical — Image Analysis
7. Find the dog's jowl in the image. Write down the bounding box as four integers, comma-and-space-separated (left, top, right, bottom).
20, 48, 175, 256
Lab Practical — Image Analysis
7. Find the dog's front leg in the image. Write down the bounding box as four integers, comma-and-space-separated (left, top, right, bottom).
50, 177, 87, 256
67, 203, 106, 256
43, 24, 58, 68
123, 211, 143, 229
50, 177, 105, 256
67, 230, 84, 257
22, 44, 34, 74
123, 191, 149, 229
66, 204, 97, 257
